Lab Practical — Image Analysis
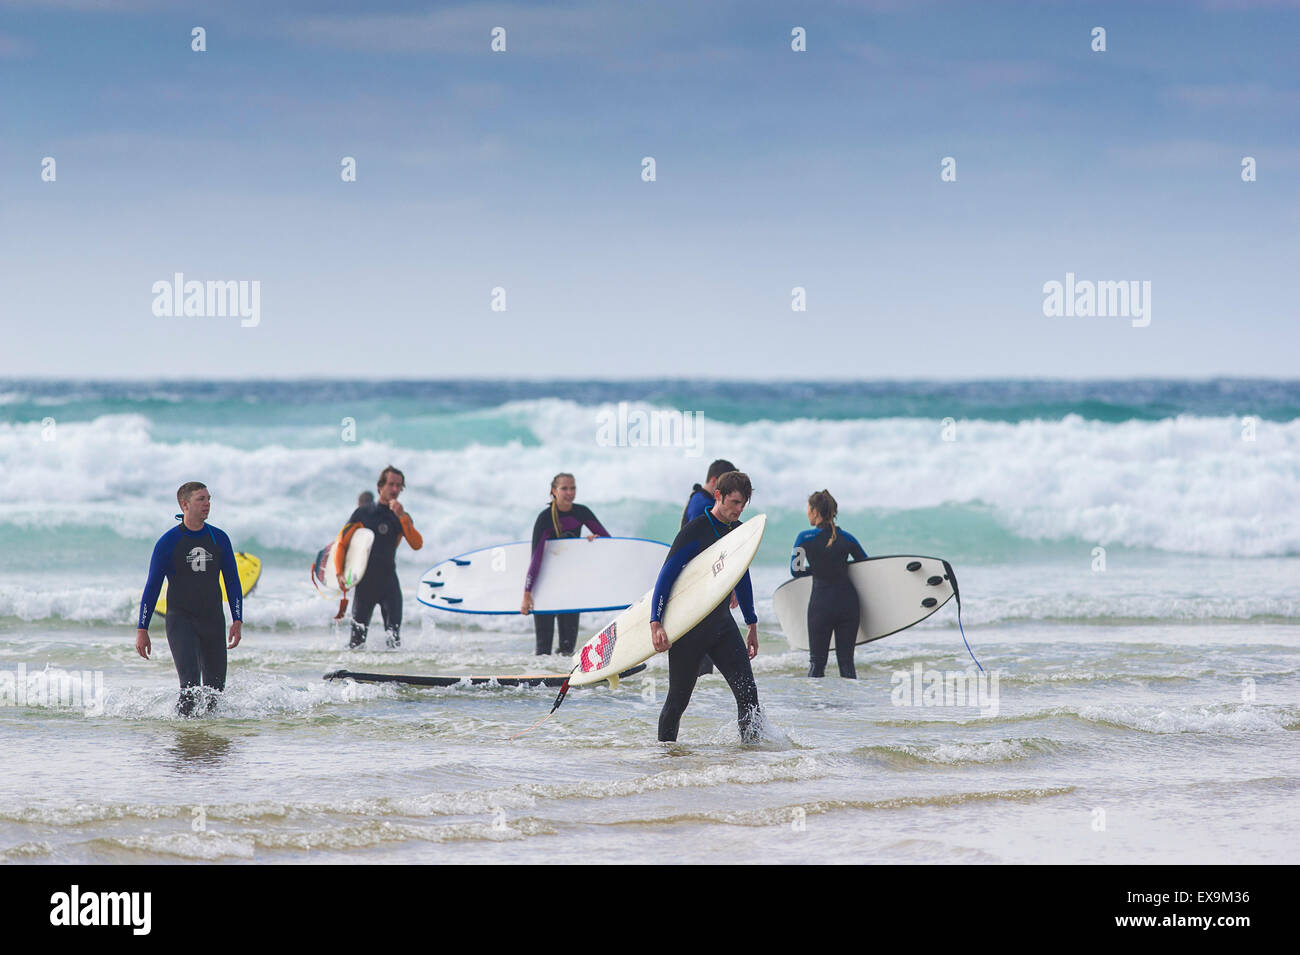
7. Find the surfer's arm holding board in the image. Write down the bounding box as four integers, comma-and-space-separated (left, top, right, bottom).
575, 504, 610, 542
648, 528, 759, 658
520, 502, 609, 614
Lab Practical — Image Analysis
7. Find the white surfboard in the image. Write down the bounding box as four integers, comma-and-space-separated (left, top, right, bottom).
417, 537, 669, 615
311, 528, 375, 596
773, 555, 955, 651
568, 514, 767, 688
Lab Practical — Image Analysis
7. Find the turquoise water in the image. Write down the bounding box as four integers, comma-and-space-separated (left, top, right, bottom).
0, 378, 1296, 863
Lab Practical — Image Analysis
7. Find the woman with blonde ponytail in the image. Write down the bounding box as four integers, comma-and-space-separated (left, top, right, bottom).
521, 473, 610, 655
790, 490, 868, 678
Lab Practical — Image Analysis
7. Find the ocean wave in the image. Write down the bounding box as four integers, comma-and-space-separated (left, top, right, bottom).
1070, 701, 1298, 734
0, 405, 1297, 562
861, 737, 1061, 765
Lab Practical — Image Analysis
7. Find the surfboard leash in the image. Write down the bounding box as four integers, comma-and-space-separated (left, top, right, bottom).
507, 666, 576, 741
943, 560, 983, 673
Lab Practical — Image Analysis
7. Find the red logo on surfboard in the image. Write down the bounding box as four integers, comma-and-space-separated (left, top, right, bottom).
579, 622, 617, 672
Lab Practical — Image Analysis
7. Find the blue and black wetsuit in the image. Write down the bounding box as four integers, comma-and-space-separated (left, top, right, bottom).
682, 485, 718, 677
680, 485, 713, 527
344, 502, 422, 648
791, 525, 868, 678
138, 522, 243, 715
526, 504, 609, 655
652, 510, 761, 742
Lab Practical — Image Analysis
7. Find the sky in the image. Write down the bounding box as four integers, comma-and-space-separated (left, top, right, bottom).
1, 0, 1297, 379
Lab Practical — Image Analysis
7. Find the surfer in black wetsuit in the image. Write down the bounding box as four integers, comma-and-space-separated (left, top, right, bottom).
681, 458, 737, 677
791, 489, 868, 678
343, 466, 422, 648
136, 482, 243, 716
521, 473, 610, 655
651, 471, 762, 743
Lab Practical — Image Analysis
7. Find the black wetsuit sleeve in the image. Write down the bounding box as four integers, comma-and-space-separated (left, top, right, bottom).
650, 527, 702, 623
842, 531, 868, 561
530, 510, 551, 551
735, 569, 757, 625
575, 504, 610, 537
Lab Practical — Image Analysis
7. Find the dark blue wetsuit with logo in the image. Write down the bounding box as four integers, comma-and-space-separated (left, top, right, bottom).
681, 485, 718, 676
791, 526, 868, 678
138, 522, 242, 715
652, 510, 761, 742
345, 502, 422, 648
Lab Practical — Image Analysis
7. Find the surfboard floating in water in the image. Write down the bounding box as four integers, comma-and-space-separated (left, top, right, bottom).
773, 555, 957, 650
418, 536, 668, 615
324, 664, 647, 688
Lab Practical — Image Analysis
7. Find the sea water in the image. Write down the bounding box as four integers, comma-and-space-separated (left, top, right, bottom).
0, 379, 1296, 863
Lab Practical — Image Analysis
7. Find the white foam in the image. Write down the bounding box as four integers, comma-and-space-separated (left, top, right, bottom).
1, 406, 1297, 557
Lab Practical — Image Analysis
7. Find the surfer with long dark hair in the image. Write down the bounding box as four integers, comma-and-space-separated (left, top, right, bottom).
521, 473, 610, 655
791, 489, 868, 678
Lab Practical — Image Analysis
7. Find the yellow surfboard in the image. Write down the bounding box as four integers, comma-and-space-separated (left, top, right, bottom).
157, 552, 261, 616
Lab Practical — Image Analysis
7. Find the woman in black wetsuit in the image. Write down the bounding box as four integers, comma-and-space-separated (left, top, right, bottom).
520, 472, 610, 655
790, 489, 868, 678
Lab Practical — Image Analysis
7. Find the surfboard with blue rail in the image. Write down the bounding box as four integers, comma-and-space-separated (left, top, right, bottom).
418, 536, 668, 615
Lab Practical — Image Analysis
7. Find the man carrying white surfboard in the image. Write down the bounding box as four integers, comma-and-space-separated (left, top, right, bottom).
650, 471, 763, 743
135, 482, 243, 716
342, 466, 422, 649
